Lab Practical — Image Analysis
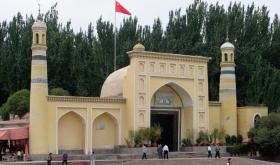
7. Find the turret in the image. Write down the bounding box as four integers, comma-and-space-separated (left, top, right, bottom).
29, 20, 49, 154
219, 39, 237, 136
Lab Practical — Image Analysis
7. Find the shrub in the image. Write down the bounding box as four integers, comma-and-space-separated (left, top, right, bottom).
131, 126, 163, 146
134, 131, 142, 146
185, 129, 193, 144
150, 124, 162, 144
225, 135, 231, 144
195, 131, 211, 145
211, 128, 219, 144
206, 134, 213, 144
182, 138, 192, 146
226, 144, 248, 156
210, 128, 226, 144
231, 135, 237, 144
236, 134, 243, 144
196, 137, 202, 144
124, 130, 135, 147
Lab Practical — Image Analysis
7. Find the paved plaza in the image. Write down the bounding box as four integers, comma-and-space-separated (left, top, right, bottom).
2, 157, 279, 165
124, 157, 279, 165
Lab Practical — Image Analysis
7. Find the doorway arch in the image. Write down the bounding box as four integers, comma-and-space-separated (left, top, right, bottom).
150, 82, 193, 151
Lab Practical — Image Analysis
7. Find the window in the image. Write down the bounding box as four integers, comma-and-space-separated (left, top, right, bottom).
224, 53, 228, 62
231, 53, 233, 62
42, 34, 45, 44
36, 33, 39, 44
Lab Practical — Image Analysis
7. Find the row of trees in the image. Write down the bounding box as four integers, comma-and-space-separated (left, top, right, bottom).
0, 1, 280, 112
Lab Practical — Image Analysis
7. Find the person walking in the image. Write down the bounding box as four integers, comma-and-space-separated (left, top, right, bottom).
226, 158, 232, 165
47, 153, 52, 165
163, 144, 169, 159
207, 144, 212, 158
215, 144, 221, 158
61, 152, 68, 165
142, 145, 147, 160
157, 144, 163, 159
90, 151, 96, 165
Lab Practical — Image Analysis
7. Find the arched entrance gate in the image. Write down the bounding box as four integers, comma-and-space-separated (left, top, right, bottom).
150, 82, 193, 151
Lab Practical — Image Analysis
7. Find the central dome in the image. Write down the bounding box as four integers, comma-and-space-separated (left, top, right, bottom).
100, 66, 129, 98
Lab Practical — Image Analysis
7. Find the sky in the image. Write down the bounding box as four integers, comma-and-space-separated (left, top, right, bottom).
0, 0, 279, 32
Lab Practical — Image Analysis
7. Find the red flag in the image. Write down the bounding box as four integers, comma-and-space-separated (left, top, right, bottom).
116, 1, 131, 15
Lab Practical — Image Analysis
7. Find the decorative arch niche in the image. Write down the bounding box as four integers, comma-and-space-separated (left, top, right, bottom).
92, 112, 118, 149
58, 111, 85, 154
254, 114, 261, 127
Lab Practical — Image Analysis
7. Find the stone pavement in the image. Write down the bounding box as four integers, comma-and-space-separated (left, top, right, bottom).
124, 157, 279, 165
1, 157, 279, 165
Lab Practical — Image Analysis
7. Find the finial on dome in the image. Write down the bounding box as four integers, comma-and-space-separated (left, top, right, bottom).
133, 43, 145, 51
220, 26, 234, 49
38, 3, 41, 16
226, 26, 229, 42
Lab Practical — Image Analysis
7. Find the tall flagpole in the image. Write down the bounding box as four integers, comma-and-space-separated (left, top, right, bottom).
114, 0, 117, 71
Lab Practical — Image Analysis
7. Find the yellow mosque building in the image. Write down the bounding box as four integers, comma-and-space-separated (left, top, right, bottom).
29, 20, 267, 154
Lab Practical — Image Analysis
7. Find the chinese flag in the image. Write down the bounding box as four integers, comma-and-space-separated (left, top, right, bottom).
116, 1, 131, 15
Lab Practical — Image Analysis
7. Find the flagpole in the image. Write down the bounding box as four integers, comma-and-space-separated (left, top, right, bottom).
114, 0, 117, 71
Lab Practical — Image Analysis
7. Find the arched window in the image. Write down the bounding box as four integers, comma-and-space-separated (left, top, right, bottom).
231, 53, 233, 62
224, 53, 228, 62
42, 34, 45, 44
254, 114, 261, 127
36, 33, 39, 44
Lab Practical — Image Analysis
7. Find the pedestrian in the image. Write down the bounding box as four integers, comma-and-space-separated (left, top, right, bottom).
226, 158, 232, 165
163, 144, 169, 159
142, 144, 147, 160
157, 144, 163, 159
62, 152, 68, 165
215, 144, 221, 158
90, 151, 96, 165
0, 149, 2, 162
47, 153, 52, 165
207, 144, 212, 158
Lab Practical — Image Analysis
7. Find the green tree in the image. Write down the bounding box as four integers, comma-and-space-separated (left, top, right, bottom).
3, 89, 30, 119
248, 113, 280, 157
49, 88, 70, 96
117, 17, 140, 69
0, 103, 9, 120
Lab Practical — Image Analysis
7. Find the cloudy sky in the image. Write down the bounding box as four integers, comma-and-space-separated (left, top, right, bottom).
0, 0, 279, 32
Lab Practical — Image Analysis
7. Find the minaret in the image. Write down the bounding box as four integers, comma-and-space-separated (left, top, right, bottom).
219, 39, 237, 136
29, 20, 48, 154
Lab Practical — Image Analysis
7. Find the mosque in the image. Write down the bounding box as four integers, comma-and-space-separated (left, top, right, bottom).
29, 20, 267, 154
